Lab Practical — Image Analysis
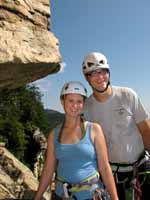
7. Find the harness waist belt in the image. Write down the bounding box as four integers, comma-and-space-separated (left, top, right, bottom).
110, 151, 149, 172
57, 172, 100, 192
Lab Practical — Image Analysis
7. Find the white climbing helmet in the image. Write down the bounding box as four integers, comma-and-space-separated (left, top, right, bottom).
60, 81, 87, 98
82, 52, 110, 75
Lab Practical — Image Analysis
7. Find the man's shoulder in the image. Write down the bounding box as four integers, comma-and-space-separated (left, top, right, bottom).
113, 85, 137, 97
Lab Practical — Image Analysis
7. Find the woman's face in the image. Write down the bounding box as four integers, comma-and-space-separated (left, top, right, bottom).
62, 94, 84, 117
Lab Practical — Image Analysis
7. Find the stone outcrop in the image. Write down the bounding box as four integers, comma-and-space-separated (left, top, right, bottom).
0, 143, 50, 199
0, 0, 61, 89
32, 127, 47, 179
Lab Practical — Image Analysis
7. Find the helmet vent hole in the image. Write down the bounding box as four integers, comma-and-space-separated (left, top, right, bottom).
64, 84, 69, 90
87, 62, 94, 67
99, 60, 105, 64
74, 88, 79, 90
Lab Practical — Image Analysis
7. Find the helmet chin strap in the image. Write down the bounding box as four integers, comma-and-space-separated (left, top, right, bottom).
92, 81, 110, 93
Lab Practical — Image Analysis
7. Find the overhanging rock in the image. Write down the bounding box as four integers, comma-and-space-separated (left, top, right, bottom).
0, 0, 62, 89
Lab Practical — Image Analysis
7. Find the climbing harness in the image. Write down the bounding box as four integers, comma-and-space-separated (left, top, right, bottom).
57, 171, 99, 192
56, 171, 110, 200
92, 188, 108, 200
110, 150, 150, 200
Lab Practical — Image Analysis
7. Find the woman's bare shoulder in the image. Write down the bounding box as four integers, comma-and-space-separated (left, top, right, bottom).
90, 121, 103, 131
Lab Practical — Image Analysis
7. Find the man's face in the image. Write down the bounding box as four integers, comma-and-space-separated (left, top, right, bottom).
86, 68, 110, 93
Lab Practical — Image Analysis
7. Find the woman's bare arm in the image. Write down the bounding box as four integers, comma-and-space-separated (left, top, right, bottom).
92, 123, 118, 200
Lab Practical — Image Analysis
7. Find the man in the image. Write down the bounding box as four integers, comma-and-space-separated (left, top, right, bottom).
82, 52, 150, 200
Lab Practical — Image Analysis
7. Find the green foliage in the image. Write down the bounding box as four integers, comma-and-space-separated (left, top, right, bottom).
1, 118, 26, 160
0, 85, 49, 167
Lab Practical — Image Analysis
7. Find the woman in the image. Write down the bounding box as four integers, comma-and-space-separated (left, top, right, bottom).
34, 81, 118, 200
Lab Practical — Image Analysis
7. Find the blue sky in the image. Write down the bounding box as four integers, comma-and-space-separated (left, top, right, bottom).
33, 0, 150, 115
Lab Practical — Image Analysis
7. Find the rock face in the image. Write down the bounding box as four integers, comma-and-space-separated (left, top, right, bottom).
32, 127, 47, 179
0, 0, 61, 89
0, 144, 50, 199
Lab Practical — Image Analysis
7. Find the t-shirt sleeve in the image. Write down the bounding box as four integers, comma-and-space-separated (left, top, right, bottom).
130, 89, 148, 123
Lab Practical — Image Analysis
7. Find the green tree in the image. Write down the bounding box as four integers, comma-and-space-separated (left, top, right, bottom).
0, 85, 49, 167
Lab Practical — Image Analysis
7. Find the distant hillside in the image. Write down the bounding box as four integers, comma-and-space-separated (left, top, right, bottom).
45, 109, 65, 132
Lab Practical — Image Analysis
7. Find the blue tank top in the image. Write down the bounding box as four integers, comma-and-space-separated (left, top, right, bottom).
54, 122, 101, 199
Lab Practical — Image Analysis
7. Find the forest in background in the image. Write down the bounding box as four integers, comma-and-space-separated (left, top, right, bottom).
0, 85, 64, 169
